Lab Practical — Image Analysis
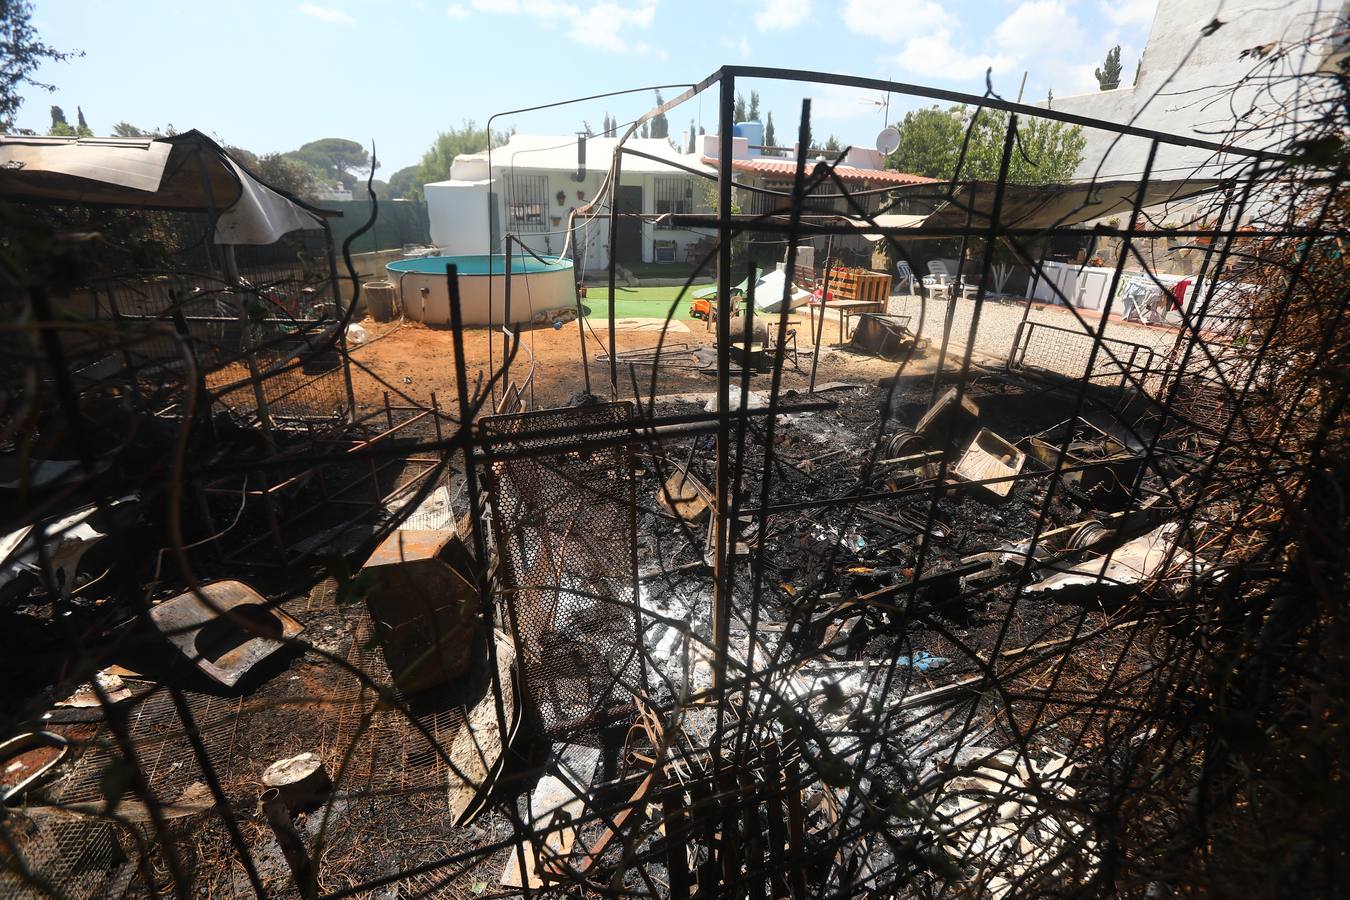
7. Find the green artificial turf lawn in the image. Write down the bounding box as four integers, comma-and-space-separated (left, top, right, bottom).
581, 284, 706, 320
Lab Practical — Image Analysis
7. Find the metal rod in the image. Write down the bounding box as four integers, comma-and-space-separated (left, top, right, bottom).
572, 217, 592, 394
711, 68, 736, 691
808, 241, 833, 392
608, 148, 622, 397
503, 242, 513, 394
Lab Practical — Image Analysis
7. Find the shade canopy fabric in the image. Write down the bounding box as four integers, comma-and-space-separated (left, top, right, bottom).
918, 179, 1226, 231
0, 130, 330, 245
842, 179, 1225, 240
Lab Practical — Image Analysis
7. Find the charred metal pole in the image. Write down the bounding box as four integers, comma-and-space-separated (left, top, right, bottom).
930, 195, 978, 407
711, 71, 735, 691
322, 219, 359, 423
503, 243, 513, 393
608, 150, 623, 397
445, 262, 535, 894
571, 217, 592, 394
808, 236, 833, 392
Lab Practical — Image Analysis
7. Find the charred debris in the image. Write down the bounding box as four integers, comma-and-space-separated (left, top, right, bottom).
3, 61, 1349, 899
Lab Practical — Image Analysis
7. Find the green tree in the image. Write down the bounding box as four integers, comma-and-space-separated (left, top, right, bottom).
1, 1, 82, 131
410, 121, 511, 200
749, 90, 760, 122
885, 104, 1085, 184
824, 134, 841, 153
76, 105, 87, 132
640, 121, 650, 139
225, 146, 323, 200
650, 89, 669, 139
1096, 44, 1122, 90
388, 165, 420, 199
686, 118, 696, 153
764, 111, 777, 151
47, 103, 89, 137
887, 106, 967, 178
286, 138, 374, 189
734, 91, 747, 123
112, 121, 149, 137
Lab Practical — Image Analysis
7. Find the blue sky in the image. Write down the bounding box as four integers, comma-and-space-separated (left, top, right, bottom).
17, 0, 1158, 175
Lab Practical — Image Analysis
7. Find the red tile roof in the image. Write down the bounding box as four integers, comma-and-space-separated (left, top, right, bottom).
700, 156, 938, 185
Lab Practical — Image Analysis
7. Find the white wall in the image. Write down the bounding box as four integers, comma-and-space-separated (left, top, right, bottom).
425, 167, 711, 270
1045, 0, 1340, 182
500, 169, 709, 272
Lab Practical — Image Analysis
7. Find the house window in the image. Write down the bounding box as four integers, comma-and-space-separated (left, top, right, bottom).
653, 177, 692, 230
503, 173, 547, 233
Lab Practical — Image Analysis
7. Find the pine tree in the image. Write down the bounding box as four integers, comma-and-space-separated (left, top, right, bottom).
1095, 45, 1122, 91
49, 105, 66, 129
734, 92, 747, 123
687, 119, 696, 153
764, 111, 777, 151
749, 90, 760, 122
650, 90, 669, 139
640, 121, 649, 139
76, 105, 87, 131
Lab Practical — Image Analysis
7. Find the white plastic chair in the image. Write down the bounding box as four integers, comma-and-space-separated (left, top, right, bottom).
922, 259, 951, 299
894, 260, 917, 295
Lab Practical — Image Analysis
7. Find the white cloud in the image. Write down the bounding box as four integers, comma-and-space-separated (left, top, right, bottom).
471, 0, 655, 51
754, 0, 811, 32
994, 0, 1084, 59
446, 3, 470, 17
567, 1, 657, 52
1099, 0, 1157, 28
298, 3, 355, 24
885, 29, 1016, 81
841, 0, 944, 43
719, 35, 752, 60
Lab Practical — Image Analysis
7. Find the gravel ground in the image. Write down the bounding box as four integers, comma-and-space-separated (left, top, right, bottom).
885, 292, 1183, 385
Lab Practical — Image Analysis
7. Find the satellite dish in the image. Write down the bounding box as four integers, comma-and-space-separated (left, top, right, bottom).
876, 125, 901, 155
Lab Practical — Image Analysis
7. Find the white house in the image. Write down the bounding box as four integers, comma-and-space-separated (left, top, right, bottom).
425, 134, 713, 273
1045, 0, 1344, 183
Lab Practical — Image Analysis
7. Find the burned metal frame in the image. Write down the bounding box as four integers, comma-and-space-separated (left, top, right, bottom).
5, 36, 1348, 898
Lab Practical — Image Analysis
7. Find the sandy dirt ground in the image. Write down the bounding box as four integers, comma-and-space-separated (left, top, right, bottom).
345, 310, 941, 413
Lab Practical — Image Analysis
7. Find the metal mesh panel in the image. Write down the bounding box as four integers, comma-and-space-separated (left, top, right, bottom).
481, 402, 639, 738
1011, 320, 1158, 391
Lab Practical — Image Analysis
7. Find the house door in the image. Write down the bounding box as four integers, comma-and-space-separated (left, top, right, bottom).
614, 185, 643, 265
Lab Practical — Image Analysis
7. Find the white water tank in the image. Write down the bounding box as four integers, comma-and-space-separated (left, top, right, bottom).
425, 180, 492, 256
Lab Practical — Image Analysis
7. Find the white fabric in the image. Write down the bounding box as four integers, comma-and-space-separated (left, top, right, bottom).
752, 268, 812, 313
214, 154, 323, 245
0, 138, 172, 192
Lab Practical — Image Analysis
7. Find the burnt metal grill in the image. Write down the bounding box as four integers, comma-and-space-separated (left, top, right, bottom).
481, 402, 640, 738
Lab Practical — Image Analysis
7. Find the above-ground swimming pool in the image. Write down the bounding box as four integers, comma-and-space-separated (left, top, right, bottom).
386, 254, 577, 326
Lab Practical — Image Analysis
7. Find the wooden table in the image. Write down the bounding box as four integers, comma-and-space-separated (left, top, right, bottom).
808, 299, 887, 344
